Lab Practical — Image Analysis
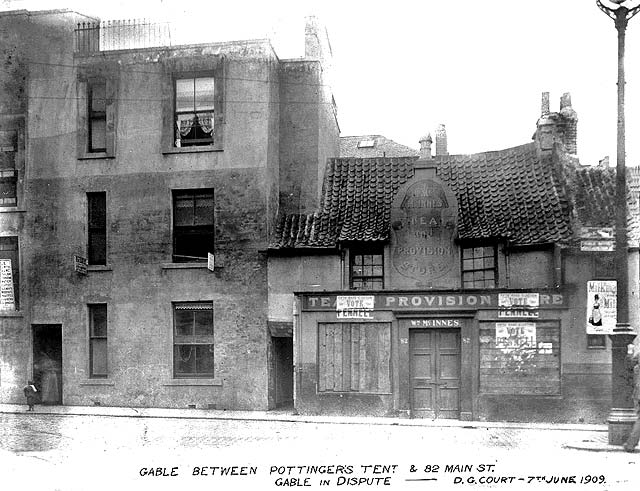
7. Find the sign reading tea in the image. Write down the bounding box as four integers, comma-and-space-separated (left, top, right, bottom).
390, 175, 458, 286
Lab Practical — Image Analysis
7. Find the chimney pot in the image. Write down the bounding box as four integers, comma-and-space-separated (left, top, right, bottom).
435, 124, 448, 156
419, 133, 433, 159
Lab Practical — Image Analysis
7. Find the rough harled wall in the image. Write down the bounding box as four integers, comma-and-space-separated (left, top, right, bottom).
0, 9, 89, 403
2, 22, 284, 408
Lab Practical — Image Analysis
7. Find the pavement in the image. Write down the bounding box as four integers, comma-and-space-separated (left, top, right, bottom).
1, 402, 632, 453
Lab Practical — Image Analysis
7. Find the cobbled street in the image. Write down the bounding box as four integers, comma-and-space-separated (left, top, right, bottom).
1, 411, 639, 491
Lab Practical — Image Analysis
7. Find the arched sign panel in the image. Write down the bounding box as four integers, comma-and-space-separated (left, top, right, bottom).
390, 173, 459, 289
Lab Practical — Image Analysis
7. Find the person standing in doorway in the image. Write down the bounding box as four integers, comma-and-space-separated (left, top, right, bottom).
624, 344, 640, 453
38, 351, 61, 405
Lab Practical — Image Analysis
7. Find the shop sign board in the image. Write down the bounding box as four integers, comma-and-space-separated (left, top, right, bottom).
498, 292, 539, 308
495, 322, 536, 352
303, 292, 564, 311
586, 281, 617, 334
390, 176, 458, 285
498, 309, 539, 319
580, 240, 614, 252
336, 295, 374, 320
0, 259, 15, 311
409, 319, 461, 328
73, 255, 87, 275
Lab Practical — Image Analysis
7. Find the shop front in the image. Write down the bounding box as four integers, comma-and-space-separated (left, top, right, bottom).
294, 291, 566, 421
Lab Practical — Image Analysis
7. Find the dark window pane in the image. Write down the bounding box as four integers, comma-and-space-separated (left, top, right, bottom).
90, 119, 106, 151
91, 338, 107, 376
175, 345, 196, 375
88, 232, 106, 265
90, 82, 106, 112
88, 193, 106, 227
90, 305, 107, 336
195, 345, 215, 374
194, 195, 214, 225
175, 310, 193, 336
194, 310, 213, 335
174, 198, 194, 226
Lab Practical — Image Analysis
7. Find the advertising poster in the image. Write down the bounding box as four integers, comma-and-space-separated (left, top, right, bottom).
586, 281, 617, 334
0, 258, 15, 311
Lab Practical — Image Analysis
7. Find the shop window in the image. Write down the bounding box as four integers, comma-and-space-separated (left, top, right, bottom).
173, 189, 214, 262
88, 304, 107, 378
462, 245, 497, 289
77, 75, 116, 158
87, 192, 106, 265
0, 237, 19, 310
173, 302, 214, 378
174, 76, 215, 147
350, 247, 384, 290
88, 80, 107, 153
0, 130, 17, 207
587, 334, 606, 349
317, 323, 391, 393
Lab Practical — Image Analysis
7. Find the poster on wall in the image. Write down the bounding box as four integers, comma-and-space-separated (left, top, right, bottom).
586, 280, 617, 334
495, 322, 536, 352
0, 258, 15, 311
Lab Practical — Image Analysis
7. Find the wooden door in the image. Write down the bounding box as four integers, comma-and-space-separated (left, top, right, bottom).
410, 329, 460, 418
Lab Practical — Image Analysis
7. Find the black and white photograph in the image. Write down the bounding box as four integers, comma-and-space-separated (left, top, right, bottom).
1, 0, 640, 489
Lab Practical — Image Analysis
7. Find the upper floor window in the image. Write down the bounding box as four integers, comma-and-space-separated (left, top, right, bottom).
350, 247, 384, 290
175, 76, 215, 147
77, 75, 116, 159
87, 192, 106, 265
88, 80, 107, 153
173, 189, 215, 262
0, 236, 19, 310
462, 246, 497, 289
0, 130, 17, 207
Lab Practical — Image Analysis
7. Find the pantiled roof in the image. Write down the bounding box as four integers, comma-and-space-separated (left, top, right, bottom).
340, 135, 418, 158
271, 144, 639, 250
573, 166, 640, 246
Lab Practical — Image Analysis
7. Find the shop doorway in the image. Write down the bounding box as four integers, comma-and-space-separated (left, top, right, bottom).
410, 329, 460, 419
272, 336, 293, 407
32, 324, 62, 405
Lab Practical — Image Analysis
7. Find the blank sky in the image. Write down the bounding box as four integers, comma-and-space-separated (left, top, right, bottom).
3, 0, 640, 165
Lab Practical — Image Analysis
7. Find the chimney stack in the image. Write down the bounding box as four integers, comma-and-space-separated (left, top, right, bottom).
541, 92, 550, 116
559, 92, 578, 155
435, 124, 448, 156
419, 133, 433, 159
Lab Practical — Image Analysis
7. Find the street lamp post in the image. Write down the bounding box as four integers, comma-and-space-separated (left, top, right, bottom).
596, 0, 640, 445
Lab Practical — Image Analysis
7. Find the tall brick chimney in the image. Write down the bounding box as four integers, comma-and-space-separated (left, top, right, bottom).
419, 133, 433, 159
435, 124, 448, 156
559, 92, 578, 155
533, 92, 578, 158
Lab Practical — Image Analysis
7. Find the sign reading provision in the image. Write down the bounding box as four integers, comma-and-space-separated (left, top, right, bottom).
302, 292, 565, 311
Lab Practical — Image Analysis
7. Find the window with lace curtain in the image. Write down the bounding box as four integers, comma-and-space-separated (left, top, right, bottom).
174, 76, 215, 147
173, 302, 214, 378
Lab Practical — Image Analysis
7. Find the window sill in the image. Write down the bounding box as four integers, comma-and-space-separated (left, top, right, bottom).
78, 153, 115, 160
0, 310, 23, 317
163, 378, 222, 386
162, 262, 211, 270
162, 146, 223, 155
0, 208, 26, 213
87, 265, 113, 272
79, 379, 115, 386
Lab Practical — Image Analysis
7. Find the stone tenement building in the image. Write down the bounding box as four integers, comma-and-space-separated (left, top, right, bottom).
0, 9, 338, 409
